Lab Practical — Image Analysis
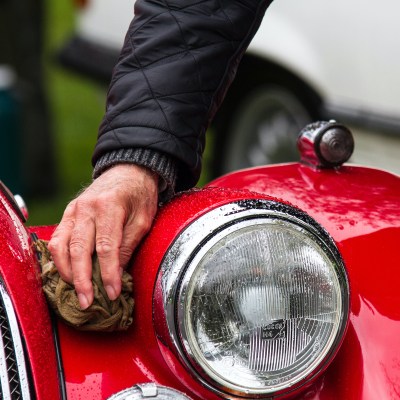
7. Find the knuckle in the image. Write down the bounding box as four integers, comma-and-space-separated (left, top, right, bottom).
74, 197, 93, 214
69, 241, 87, 260
96, 238, 115, 257
90, 192, 116, 212
63, 200, 77, 217
74, 192, 109, 216
47, 238, 60, 254
51, 220, 75, 242
48, 238, 69, 262
135, 215, 152, 235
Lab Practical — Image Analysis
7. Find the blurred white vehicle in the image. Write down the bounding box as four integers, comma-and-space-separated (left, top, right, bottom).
59, 0, 400, 175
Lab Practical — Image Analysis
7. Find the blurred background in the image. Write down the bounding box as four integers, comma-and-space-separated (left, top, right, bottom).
1, 0, 399, 227
1, 1, 109, 225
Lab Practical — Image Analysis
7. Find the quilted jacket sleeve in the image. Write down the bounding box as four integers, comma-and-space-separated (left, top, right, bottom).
93, 0, 273, 193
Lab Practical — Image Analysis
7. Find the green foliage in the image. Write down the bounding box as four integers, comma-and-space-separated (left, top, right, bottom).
28, 0, 104, 225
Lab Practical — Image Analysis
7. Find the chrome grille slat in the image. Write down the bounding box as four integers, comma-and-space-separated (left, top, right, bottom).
0, 280, 31, 400
0, 321, 12, 399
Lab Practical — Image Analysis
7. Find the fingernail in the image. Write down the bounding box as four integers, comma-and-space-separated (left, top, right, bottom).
78, 293, 90, 310
105, 285, 117, 301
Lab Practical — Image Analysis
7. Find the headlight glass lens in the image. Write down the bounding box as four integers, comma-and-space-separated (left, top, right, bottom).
158, 201, 349, 398
177, 217, 347, 395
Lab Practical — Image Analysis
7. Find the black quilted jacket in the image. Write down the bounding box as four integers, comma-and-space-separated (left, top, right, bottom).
93, 0, 272, 195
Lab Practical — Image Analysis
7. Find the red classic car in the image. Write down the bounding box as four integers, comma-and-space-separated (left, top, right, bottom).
0, 121, 399, 399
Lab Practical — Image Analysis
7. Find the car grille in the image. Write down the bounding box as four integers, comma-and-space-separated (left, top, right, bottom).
0, 280, 31, 399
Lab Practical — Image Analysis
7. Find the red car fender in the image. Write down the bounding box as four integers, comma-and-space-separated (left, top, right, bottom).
0, 198, 61, 399
1, 160, 398, 399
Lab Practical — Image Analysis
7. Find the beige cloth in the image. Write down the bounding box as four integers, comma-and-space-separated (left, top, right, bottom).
35, 240, 134, 332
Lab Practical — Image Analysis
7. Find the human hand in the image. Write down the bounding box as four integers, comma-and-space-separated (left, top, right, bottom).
48, 164, 159, 310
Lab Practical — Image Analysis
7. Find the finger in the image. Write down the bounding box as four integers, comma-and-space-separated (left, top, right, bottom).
69, 214, 96, 310
95, 203, 125, 301
119, 211, 155, 268
48, 202, 76, 283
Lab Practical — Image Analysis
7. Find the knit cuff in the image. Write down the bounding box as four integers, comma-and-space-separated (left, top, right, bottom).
93, 148, 177, 202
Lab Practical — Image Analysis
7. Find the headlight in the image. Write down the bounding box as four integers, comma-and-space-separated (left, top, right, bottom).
156, 200, 349, 398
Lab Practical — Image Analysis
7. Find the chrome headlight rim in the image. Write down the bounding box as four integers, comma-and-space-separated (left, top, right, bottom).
156, 199, 349, 398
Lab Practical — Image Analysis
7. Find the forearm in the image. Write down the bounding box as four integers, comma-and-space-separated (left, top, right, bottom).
93, 0, 273, 192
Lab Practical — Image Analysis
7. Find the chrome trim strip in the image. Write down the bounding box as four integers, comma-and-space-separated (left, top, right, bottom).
0, 319, 12, 399
324, 103, 400, 136
0, 280, 31, 400
49, 312, 68, 400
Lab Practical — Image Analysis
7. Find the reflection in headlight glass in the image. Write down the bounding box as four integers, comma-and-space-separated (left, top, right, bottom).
182, 221, 342, 393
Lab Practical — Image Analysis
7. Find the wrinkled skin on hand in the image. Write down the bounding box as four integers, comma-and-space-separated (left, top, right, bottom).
48, 164, 159, 309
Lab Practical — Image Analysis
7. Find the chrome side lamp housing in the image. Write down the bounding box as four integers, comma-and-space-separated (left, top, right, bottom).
107, 383, 191, 399
154, 199, 349, 398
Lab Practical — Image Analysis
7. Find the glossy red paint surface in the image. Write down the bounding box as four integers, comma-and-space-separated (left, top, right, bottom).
0, 196, 61, 400
1, 161, 398, 399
